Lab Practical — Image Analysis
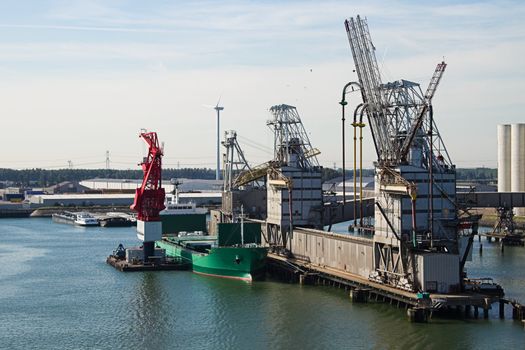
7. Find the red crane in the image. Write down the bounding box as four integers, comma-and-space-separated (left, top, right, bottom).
130, 131, 165, 262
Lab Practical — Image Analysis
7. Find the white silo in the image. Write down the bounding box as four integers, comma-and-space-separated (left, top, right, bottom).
511, 123, 525, 216
498, 124, 511, 192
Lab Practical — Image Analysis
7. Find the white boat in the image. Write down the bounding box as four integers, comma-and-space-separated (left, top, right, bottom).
160, 181, 208, 234
161, 185, 207, 216
52, 211, 99, 226
73, 212, 99, 226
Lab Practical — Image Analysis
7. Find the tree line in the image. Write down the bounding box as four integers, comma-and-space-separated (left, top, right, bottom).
0, 168, 216, 187
0, 167, 497, 187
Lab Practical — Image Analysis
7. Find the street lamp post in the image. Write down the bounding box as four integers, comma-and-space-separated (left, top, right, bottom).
340, 82, 360, 220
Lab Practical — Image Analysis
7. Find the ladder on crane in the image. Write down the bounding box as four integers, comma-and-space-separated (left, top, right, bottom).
424, 61, 447, 102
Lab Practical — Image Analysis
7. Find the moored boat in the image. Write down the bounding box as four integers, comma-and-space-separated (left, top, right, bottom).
52, 211, 99, 226
99, 216, 134, 227
74, 212, 99, 226
160, 181, 208, 234
157, 215, 268, 281
157, 235, 268, 281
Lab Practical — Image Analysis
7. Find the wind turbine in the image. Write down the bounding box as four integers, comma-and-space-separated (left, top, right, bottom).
204, 97, 224, 181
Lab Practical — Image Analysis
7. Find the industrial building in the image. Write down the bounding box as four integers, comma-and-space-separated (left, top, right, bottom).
210, 15, 521, 322
79, 178, 222, 194
29, 193, 135, 206
28, 192, 221, 207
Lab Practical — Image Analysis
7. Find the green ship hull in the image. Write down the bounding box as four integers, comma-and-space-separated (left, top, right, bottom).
157, 236, 268, 281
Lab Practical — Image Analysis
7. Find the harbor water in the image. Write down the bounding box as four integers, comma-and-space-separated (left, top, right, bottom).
0, 218, 524, 349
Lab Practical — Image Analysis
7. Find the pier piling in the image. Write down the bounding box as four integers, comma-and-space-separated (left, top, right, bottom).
407, 308, 428, 323
350, 288, 368, 303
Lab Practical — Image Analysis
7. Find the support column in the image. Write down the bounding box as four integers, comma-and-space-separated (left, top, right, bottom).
302, 273, 316, 285
407, 308, 429, 323
143, 241, 154, 263
350, 288, 368, 303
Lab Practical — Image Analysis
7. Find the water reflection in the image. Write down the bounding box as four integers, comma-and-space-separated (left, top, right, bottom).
0, 218, 524, 350
126, 272, 171, 348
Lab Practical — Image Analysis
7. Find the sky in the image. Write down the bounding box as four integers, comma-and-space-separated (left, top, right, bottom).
0, 0, 523, 170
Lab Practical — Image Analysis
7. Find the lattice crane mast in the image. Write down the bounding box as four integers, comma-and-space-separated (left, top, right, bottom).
345, 16, 449, 167
130, 131, 165, 262
399, 61, 447, 162
345, 15, 392, 163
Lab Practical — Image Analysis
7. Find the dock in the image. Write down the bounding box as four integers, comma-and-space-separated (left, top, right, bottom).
106, 255, 190, 272
260, 225, 525, 323
266, 252, 525, 323
480, 232, 525, 246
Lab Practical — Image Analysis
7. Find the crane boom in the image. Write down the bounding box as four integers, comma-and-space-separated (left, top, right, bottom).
345, 16, 394, 162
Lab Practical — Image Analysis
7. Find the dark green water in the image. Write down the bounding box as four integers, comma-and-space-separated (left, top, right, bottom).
0, 218, 524, 349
